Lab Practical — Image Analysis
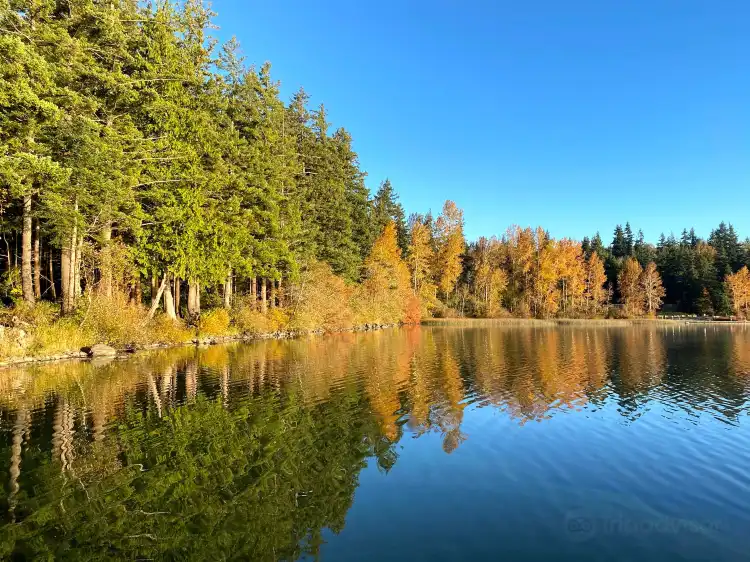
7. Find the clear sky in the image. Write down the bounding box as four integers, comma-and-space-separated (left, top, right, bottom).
212, 0, 749, 243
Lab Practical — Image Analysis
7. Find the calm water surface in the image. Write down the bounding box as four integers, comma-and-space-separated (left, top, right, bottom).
0, 324, 749, 560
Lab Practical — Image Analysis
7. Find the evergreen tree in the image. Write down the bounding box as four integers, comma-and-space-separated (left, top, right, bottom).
611, 225, 628, 258
372, 179, 407, 254
624, 222, 634, 256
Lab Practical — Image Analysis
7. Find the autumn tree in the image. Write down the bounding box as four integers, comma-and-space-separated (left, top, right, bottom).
725, 266, 750, 318
372, 179, 407, 254
356, 222, 413, 324
503, 226, 535, 315
530, 228, 559, 318
640, 261, 665, 315
433, 201, 464, 298
470, 237, 507, 316
406, 216, 434, 293
618, 257, 644, 316
584, 252, 608, 315
557, 238, 586, 315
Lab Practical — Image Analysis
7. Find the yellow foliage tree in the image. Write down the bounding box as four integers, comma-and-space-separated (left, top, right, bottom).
584, 252, 607, 314
618, 257, 644, 316
503, 225, 535, 314
531, 228, 559, 317
286, 261, 354, 331
640, 261, 665, 315
355, 222, 414, 324
407, 220, 433, 291
557, 238, 586, 315
433, 201, 464, 298
726, 266, 750, 318
472, 237, 507, 316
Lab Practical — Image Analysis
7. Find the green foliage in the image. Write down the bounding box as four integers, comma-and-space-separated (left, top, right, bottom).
0, 383, 392, 560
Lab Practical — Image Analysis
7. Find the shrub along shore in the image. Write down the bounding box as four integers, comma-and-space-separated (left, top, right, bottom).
0, 222, 421, 366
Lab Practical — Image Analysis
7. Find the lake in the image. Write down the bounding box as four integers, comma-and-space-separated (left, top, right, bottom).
0, 323, 749, 560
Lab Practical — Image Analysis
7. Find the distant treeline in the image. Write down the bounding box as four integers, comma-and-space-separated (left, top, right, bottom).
450, 222, 750, 318
1, 1, 748, 326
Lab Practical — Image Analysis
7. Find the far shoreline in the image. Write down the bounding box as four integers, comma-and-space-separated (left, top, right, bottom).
422, 317, 750, 327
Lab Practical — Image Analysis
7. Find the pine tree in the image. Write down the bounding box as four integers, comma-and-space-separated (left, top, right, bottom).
633, 230, 656, 266
0, 0, 70, 305
624, 222, 634, 256
372, 179, 407, 254
611, 225, 628, 258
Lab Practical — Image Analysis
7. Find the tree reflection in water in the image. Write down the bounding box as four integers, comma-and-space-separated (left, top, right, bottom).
0, 324, 748, 559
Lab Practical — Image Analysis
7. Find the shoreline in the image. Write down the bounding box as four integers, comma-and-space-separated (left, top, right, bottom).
0, 322, 401, 369
3, 316, 749, 369
423, 317, 750, 327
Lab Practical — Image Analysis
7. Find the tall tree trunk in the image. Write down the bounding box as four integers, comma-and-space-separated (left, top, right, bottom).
62, 198, 79, 313
21, 195, 35, 304
100, 222, 112, 297
277, 277, 283, 308
269, 279, 276, 309
174, 277, 180, 318
250, 277, 257, 310
150, 274, 158, 307
48, 249, 56, 299
67, 232, 76, 306
187, 280, 200, 318
3, 235, 10, 272
74, 233, 82, 297
223, 269, 232, 309
61, 246, 70, 312
260, 277, 267, 313
33, 221, 41, 299
146, 274, 168, 320
163, 274, 177, 320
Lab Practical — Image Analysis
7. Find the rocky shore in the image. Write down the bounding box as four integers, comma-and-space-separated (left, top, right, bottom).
0, 322, 401, 369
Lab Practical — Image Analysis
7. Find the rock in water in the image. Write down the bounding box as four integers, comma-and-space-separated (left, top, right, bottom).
87, 344, 117, 357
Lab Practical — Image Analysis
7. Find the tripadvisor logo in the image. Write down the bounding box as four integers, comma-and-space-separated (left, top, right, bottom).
563, 508, 720, 543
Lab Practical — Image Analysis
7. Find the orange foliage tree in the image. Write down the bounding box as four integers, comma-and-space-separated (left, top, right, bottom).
584, 252, 608, 315
557, 238, 586, 315
725, 266, 750, 318
355, 222, 417, 324
618, 257, 644, 316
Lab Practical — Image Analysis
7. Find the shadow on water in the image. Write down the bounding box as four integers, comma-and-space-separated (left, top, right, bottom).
0, 324, 748, 560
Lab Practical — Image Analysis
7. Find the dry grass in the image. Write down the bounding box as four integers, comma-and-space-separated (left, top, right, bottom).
0, 295, 195, 360
232, 306, 289, 335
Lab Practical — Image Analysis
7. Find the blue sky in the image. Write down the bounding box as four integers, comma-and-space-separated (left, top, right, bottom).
212, 0, 749, 243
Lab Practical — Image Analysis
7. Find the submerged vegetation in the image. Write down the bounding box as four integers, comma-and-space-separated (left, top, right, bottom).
2, 1, 750, 359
